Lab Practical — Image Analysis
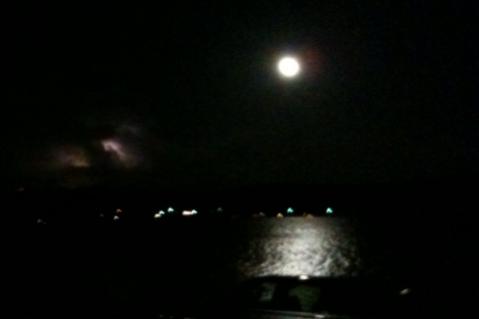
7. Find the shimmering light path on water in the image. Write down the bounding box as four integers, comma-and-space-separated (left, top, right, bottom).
233, 218, 361, 278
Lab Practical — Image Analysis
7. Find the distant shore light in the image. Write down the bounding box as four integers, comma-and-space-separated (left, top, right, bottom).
182, 210, 198, 216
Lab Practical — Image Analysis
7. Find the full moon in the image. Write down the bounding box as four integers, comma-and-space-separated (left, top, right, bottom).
277, 56, 301, 78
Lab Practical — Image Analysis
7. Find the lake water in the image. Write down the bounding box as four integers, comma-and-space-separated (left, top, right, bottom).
13, 215, 463, 317
232, 218, 361, 278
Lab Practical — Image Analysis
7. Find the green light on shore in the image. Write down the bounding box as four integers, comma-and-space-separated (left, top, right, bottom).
326, 207, 334, 215
287, 207, 294, 215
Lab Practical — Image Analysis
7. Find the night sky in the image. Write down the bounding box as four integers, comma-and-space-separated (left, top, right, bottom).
4, 2, 475, 189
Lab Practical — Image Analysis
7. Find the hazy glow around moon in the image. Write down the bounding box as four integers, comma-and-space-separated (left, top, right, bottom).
278, 56, 300, 78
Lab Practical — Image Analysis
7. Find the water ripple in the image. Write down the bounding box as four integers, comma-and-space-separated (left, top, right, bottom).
236, 218, 361, 278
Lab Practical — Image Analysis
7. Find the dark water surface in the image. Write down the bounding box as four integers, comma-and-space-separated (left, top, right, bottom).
10, 215, 467, 317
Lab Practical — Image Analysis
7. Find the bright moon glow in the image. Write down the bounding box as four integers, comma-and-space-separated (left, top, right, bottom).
278, 56, 300, 78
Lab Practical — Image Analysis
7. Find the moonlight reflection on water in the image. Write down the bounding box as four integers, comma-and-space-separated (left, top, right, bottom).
235, 218, 361, 279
